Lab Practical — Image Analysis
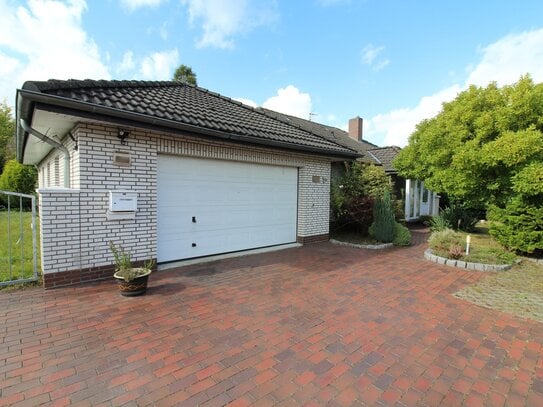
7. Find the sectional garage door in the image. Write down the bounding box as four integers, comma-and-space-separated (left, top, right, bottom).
157, 155, 298, 262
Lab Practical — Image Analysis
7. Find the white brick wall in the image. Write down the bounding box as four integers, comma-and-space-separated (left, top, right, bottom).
38, 189, 81, 273
38, 122, 332, 276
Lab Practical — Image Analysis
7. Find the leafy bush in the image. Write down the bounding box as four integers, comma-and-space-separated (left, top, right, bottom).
418, 215, 433, 226
448, 244, 464, 259
440, 204, 480, 232
489, 199, 543, 255
331, 162, 393, 233
393, 222, 411, 246
371, 190, 395, 243
331, 195, 374, 234
428, 229, 464, 255
429, 213, 452, 232
0, 160, 37, 209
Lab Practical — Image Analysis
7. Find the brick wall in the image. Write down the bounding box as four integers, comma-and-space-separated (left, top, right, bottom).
38, 123, 332, 287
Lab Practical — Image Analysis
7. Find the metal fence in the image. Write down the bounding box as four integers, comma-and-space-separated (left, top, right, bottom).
0, 190, 38, 286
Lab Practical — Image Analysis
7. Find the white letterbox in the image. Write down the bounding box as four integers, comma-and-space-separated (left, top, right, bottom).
109, 191, 137, 212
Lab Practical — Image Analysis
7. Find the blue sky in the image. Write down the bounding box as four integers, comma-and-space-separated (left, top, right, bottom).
1, 0, 543, 147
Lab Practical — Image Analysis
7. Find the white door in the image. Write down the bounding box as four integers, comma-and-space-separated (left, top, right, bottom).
157, 155, 298, 262
419, 182, 430, 216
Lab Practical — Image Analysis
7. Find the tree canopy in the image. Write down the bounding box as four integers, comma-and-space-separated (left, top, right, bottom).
394, 75, 543, 253
394, 75, 543, 209
172, 64, 197, 86
0, 101, 16, 172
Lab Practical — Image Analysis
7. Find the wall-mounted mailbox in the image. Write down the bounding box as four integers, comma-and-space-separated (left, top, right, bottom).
109, 191, 137, 212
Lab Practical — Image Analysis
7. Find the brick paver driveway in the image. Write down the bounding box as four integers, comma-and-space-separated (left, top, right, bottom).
1, 231, 542, 406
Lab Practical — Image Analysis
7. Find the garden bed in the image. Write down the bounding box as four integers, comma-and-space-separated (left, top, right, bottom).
330, 231, 394, 250
428, 223, 517, 265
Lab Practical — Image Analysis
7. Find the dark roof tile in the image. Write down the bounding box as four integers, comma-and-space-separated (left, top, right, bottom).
366, 146, 402, 173
257, 107, 378, 163
22, 79, 357, 157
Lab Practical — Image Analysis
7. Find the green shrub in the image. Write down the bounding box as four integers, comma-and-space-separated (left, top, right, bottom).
489, 198, 543, 255
429, 213, 452, 232
371, 190, 395, 243
418, 215, 433, 226
368, 222, 375, 238
331, 162, 394, 233
393, 222, 411, 246
440, 204, 480, 232
0, 160, 37, 209
428, 229, 464, 255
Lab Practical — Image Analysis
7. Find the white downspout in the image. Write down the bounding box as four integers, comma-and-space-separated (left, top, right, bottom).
20, 119, 70, 188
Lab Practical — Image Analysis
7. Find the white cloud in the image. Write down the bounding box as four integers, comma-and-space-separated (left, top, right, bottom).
0, 0, 110, 107
139, 49, 179, 80
262, 85, 312, 119
466, 28, 543, 86
118, 51, 136, 74
233, 97, 258, 108
365, 85, 462, 147
364, 28, 543, 147
361, 44, 390, 71
181, 0, 278, 49
120, 0, 166, 11
159, 21, 169, 40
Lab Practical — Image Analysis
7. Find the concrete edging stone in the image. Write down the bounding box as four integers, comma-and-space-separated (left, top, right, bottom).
424, 249, 512, 272
330, 239, 394, 250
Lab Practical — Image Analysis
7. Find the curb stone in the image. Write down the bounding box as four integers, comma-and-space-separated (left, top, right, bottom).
330, 239, 394, 250
424, 249, 512, 272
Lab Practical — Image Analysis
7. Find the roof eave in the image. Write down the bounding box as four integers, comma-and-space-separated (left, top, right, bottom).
16, 89, 359, 161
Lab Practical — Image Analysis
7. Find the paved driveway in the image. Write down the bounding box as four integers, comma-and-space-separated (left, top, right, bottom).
1, 233, 542, 406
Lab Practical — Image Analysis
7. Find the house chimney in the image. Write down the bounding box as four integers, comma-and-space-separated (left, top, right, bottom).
348, 116, 363, 141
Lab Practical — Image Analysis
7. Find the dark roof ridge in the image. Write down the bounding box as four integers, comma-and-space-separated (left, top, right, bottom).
256, 107, 345, 134
367, 145, 402, 151
24, 79, 309, 134
22, 79, 186, 92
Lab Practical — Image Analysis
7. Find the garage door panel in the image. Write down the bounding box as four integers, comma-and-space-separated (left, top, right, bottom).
157, 156, 298, 262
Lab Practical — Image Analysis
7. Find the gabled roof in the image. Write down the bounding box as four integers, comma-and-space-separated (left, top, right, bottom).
17, 80, 359, 164
258, 108, 378, 163
366, 146, 402, 173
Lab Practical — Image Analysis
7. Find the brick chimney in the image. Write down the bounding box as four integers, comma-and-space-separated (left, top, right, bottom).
348, 116, 363, 141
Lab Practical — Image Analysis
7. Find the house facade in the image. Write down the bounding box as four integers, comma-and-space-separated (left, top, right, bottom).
16, 80, 357, 288
365, 146, 440, 221
260, 112, 440, 221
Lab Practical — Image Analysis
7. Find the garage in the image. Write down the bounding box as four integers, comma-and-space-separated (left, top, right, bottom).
157, 155, 298, 262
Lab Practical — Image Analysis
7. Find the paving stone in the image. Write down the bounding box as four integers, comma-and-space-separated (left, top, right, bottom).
0, 234, 541, 406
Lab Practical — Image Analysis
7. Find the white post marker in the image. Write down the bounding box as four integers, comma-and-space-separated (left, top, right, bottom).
466, 235, 471, 255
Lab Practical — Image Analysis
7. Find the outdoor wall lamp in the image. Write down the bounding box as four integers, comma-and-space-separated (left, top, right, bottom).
117, 129, 129, 145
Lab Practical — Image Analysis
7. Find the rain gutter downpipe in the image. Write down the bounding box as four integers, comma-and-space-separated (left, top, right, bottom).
20, 119, 71, 188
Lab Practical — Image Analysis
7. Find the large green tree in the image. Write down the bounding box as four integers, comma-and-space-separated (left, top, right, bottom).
0, 101, 16, 172
394, 75, 543, 209
394, 75, 543, 253
172, 64, 197, 86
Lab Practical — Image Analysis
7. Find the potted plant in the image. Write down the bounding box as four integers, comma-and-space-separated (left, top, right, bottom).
109, 242, 154, 296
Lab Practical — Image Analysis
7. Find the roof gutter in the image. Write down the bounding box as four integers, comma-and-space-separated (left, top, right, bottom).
20, 119, 70, 188
17, 89, 359, 160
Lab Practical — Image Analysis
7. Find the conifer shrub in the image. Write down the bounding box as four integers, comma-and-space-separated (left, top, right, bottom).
371, 190, 395, 243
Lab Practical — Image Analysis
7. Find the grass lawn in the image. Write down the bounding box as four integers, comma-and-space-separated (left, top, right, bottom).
0, 211, 40, 283
455, 260, 543, 323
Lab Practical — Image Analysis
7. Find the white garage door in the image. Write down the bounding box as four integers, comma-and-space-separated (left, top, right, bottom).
157, 155, 298, 262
